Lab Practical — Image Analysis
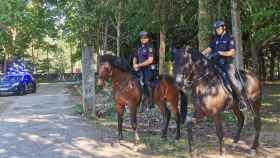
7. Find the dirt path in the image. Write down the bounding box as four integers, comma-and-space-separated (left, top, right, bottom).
0, 83, 151, 158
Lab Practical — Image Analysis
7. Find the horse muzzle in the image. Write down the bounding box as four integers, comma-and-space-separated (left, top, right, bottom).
97, 79, 106, 88
175, 74, 184, 88
176, 74, 183, 83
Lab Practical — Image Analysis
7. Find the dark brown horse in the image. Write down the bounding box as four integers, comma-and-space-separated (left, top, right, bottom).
97, 54, 188, 144
173, 47, 262, 157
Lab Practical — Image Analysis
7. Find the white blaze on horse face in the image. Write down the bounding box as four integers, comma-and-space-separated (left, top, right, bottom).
176, 74, 183, 83
97, 79, 105, 87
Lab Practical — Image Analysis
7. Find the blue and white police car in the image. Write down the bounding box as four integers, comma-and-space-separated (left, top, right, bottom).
0, 59, 36, 96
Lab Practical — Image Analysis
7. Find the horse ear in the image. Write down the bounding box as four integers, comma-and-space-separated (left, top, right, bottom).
184, 45, 191, 54
104, 62, 110, 68
184, 45, 191, 57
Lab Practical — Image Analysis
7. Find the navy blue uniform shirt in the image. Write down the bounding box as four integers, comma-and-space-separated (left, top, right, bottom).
134, 43, 155, 70
209, 33, 236, 63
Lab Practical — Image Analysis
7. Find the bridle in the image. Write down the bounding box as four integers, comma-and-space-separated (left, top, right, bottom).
98, 62, 112, 81
178, 46, 211, 87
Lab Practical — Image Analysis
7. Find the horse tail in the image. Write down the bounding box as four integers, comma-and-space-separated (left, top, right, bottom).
179, 90, 188, 124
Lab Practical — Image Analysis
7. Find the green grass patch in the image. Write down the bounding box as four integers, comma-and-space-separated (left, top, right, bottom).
71, 104, 84, 115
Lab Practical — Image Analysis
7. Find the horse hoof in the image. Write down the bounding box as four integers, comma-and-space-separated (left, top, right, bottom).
219, 155, 225, 158
133, 145, 138, 152
249, 149, 257, 157
231, 142, 238, 148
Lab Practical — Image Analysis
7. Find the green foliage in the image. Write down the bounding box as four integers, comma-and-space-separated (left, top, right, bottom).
0, 0, 279, 80
72, 104, 84, 115
241, 0, 280, 44
36, 58, 50, 74
0, 0, 57, 59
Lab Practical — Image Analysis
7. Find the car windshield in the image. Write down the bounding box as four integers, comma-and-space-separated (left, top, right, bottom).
2, 75, 23, 82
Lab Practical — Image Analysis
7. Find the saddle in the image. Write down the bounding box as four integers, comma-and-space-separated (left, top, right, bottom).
213, 64, 233, 94
136, 71, 160, 96
213, 64, 247, 99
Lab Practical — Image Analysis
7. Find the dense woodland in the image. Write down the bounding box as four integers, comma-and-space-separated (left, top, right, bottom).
0, 0, 279, 80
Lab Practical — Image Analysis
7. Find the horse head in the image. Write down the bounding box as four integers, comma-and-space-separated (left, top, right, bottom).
173, 45, 194, 87
97, 57, 112, 88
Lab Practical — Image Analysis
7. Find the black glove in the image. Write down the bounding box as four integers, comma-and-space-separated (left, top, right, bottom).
208, 52, 220, 62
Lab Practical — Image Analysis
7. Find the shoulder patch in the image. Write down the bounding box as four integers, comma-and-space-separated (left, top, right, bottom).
230, 40, 235, 45
149, 47, 153, 53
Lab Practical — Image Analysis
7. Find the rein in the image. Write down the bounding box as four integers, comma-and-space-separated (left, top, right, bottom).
189, 72, 211, 86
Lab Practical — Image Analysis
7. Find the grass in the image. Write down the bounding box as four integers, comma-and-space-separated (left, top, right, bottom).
71, 104, 84, 115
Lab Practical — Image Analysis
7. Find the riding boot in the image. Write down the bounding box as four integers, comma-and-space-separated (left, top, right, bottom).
227, 65, 248, 111
231, 85, 248, 111
147, 86, 155, 109
141, 84, 150, 111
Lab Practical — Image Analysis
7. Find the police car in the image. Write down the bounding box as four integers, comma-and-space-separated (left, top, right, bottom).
0, 72, 36, 96
0, 59, 36, 96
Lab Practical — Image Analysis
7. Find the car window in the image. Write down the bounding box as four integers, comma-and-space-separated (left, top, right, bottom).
3, 76, 23, 82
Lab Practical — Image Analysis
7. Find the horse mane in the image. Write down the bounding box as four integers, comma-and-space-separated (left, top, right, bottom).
188, 48, 224, 85
99, 54, 137, 76
188, 48, 217, 70
190, 49, 209, 64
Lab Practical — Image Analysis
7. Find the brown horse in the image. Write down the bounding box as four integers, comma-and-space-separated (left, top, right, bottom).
173, 47, 262, 157
97, 54, 188, 144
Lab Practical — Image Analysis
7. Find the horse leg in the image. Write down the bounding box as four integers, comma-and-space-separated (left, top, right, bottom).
251, 101, 261, 155
175, 110, 180, 140
213, 114, 224, 157
128, 104, 140, 145
187, 112, 205, 154
158, 101, 170, 139
171, 99, 180, 140
187, 118, 194, 153
117, 104, 125, 140
232, 104, 245, 143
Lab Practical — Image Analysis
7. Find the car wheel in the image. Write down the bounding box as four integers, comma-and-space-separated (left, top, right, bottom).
31, 83, 36, 93
17, 85, 26, 96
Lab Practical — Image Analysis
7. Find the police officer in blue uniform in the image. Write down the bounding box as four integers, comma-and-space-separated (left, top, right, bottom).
133, 31, 156, 109
202, 20, 247, 111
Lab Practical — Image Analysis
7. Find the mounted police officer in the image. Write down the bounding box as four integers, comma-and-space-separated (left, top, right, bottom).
133, 31, 157, 109
201, 20, 247, 111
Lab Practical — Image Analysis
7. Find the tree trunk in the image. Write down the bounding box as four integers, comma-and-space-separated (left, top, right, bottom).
217, 0, 222, 19
47, 48, 50, 76
250, 41, 260, 76
159, 28, 166, 75
70, 43, 73, 73
260, 51, 266, 80
269, 50, 276, 80
82, 47, 95, 118
231, 0, 244, 69
278, 55, 280, 80
103, 20, 109, 55
3, 47, 7, 74
31, 42, 35, 66
116, 0, 123, 56
10, 28, 18, 57
198, 0, 212, 51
